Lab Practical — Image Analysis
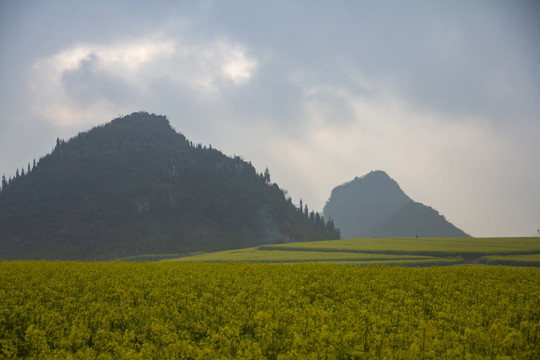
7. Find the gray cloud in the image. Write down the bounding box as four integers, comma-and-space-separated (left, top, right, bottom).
207, 0, 540, 121
61, 54, 136, 106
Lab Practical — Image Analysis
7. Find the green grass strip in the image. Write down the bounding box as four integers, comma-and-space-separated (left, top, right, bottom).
259, 237, 540, 258
170, 247, 463, 265
479, 253, 540, 267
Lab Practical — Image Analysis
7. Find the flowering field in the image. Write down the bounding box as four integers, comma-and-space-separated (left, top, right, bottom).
1, 261, 539, 359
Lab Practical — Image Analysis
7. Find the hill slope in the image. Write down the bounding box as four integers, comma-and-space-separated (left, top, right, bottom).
323, 171, 469, 238
0, 112, 339, 260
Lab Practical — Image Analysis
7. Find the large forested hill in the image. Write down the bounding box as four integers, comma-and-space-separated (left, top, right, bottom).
0, 112, 339, 260
323, 170, 469, 239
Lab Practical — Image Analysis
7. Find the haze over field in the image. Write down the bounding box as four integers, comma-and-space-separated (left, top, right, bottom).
1, 0, 539, 237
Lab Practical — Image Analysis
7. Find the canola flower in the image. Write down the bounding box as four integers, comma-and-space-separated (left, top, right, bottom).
0, 261, 538, 359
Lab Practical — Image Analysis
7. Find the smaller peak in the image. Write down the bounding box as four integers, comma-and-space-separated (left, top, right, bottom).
346, 170, 411, 202
363, 170, 390, 178
350, 170, 392, 185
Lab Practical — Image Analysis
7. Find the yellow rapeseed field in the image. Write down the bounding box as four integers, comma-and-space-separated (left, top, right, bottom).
0, 261, 538, 359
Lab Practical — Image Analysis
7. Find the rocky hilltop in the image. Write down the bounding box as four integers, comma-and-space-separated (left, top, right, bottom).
323, 170, 469, 239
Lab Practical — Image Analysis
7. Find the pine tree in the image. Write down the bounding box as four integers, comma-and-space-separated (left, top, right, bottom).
1, 175, 6, 190
327, 218, 335, 233
263, 167, 271, 183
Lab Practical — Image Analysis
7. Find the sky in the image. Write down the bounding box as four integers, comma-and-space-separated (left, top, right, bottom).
1, 0, 539, 237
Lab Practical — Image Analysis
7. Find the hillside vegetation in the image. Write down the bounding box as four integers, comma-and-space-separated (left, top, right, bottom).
0, 112, 339, 260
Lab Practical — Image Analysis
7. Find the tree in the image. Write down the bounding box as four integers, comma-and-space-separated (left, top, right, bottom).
326, 218, 336, 233
299, 199, 303, 213
315, 213, 322, 226
304, 204, 308, 217
1, 175, 6, 190
263, 166, 271, 183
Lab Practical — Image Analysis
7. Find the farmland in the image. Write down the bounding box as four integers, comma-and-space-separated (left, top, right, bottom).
171, 247, 463, 266
479, 253, 540, 267
1, 261, 539, 359
172, 237, 540, 265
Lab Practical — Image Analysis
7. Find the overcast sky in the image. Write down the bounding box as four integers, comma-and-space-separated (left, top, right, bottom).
1, 0, 539, 237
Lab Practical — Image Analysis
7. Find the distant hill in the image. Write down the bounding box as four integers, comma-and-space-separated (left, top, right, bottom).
323, 171, 469, 238
0, 112, 339, 260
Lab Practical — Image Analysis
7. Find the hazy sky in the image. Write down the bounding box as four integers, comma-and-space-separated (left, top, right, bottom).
1, 0, 539, 237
